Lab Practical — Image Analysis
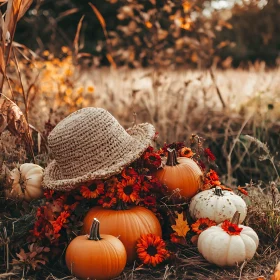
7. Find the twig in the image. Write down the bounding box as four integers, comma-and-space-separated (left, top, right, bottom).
226, 114, 252, 184
209, 68, 226, 108
238, 260, 247, 280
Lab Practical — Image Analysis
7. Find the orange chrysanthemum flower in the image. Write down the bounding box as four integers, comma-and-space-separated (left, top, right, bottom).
80, 180, 104, 199
117, 177, 140, 203
238, 186, 248, 196
191, 218, 216, 234
221, 220, 243, 235
180, 147, 195, 158
136, 233, 169, 267
203, 169, 221, 190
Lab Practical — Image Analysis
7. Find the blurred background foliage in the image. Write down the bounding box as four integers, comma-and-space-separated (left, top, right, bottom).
15, 0, 280, 68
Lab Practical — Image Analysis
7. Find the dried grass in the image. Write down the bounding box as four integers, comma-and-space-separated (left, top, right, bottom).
0, 52, 279, 279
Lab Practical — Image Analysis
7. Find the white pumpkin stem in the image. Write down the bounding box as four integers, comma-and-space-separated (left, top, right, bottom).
166, 148, 179, 166
231, 211, 241, 225
214, 186, 223, 196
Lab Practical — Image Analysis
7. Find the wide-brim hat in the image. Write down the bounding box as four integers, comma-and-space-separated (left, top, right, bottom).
43, 107, 155, 191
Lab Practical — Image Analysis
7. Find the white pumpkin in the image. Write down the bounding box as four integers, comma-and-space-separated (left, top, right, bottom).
198, 213, 259, 267
8, 163, 44, 202
189, 187, 247, 223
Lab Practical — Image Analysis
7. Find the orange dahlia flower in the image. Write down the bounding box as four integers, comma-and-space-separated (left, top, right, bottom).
180, 147, 195, 158
80, 180, 104, 199
191, 218, 216, 234
117, 177, 140, 203
136, 233, 169, 266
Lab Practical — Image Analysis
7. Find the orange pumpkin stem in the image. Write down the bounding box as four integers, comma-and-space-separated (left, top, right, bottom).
231, 211, 241, 225
88, 218, 102, 241
166, 148, 179, 166
214, 186, 223, 196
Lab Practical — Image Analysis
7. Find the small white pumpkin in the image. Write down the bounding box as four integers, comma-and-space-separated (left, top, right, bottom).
198, 212, 259, 267
189, 186, 247, 223
8, 163, 44, 202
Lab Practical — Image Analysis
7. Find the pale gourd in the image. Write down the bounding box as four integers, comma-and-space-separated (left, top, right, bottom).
198, 212, 259, 267
189, 186, 247, 223
8, 163, 44, 202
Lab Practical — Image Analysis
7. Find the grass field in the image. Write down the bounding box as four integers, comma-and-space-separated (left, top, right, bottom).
1, 62, 279, 279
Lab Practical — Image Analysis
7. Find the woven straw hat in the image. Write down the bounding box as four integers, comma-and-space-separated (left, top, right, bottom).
43, 107, 155, 191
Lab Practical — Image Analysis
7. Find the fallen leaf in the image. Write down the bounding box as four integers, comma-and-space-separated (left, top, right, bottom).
171, 212, 190, 237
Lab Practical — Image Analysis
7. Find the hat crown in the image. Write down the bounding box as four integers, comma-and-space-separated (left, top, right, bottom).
48, 108, 134, 179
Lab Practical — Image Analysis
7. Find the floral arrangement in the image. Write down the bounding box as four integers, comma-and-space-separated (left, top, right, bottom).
7, 134, 250, 272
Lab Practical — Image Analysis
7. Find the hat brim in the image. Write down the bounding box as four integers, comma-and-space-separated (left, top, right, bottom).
43, 123, 155, 191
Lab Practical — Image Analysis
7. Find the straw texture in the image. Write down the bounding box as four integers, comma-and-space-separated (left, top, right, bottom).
43, 107, 155, 190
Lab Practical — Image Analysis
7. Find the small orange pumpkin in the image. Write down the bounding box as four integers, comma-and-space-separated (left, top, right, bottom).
65, 218, 127, 280
155, 148, 203, 199
83, 203, 162, 264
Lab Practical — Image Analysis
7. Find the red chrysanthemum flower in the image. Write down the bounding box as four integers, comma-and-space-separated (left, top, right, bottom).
207, 169, 219, 181
221, 220, 243, 235
170, 233, 186, 245
117, 177, 140, 203
198, 160, 206, 171
143, 152, 161, 169
140, 175, 153, 192
80, 180, 104, 199
31, 219, 47, 238
105, 176, 119, 188
121, 167, 138, 180
143, 196, 156, 206
204, 148, 216, 161
98, 195, 117, 208
180, 147, 195, 158
191, 218, 216, 234
44, 189, 54, 199
51, 211, 70, 234
136, 233, 169, 266
57, 193, 80, 211
238, 186, 248, 196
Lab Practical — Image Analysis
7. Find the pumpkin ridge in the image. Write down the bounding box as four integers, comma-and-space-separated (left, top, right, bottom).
107, 239, 120, 273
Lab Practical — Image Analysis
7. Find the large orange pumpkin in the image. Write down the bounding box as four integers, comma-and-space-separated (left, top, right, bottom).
65, 218, 127, 280
155, 148, 203, 199
83, 205, 162, 263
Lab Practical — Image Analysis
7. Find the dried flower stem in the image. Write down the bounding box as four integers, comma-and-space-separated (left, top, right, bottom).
12, 47, 29, 122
